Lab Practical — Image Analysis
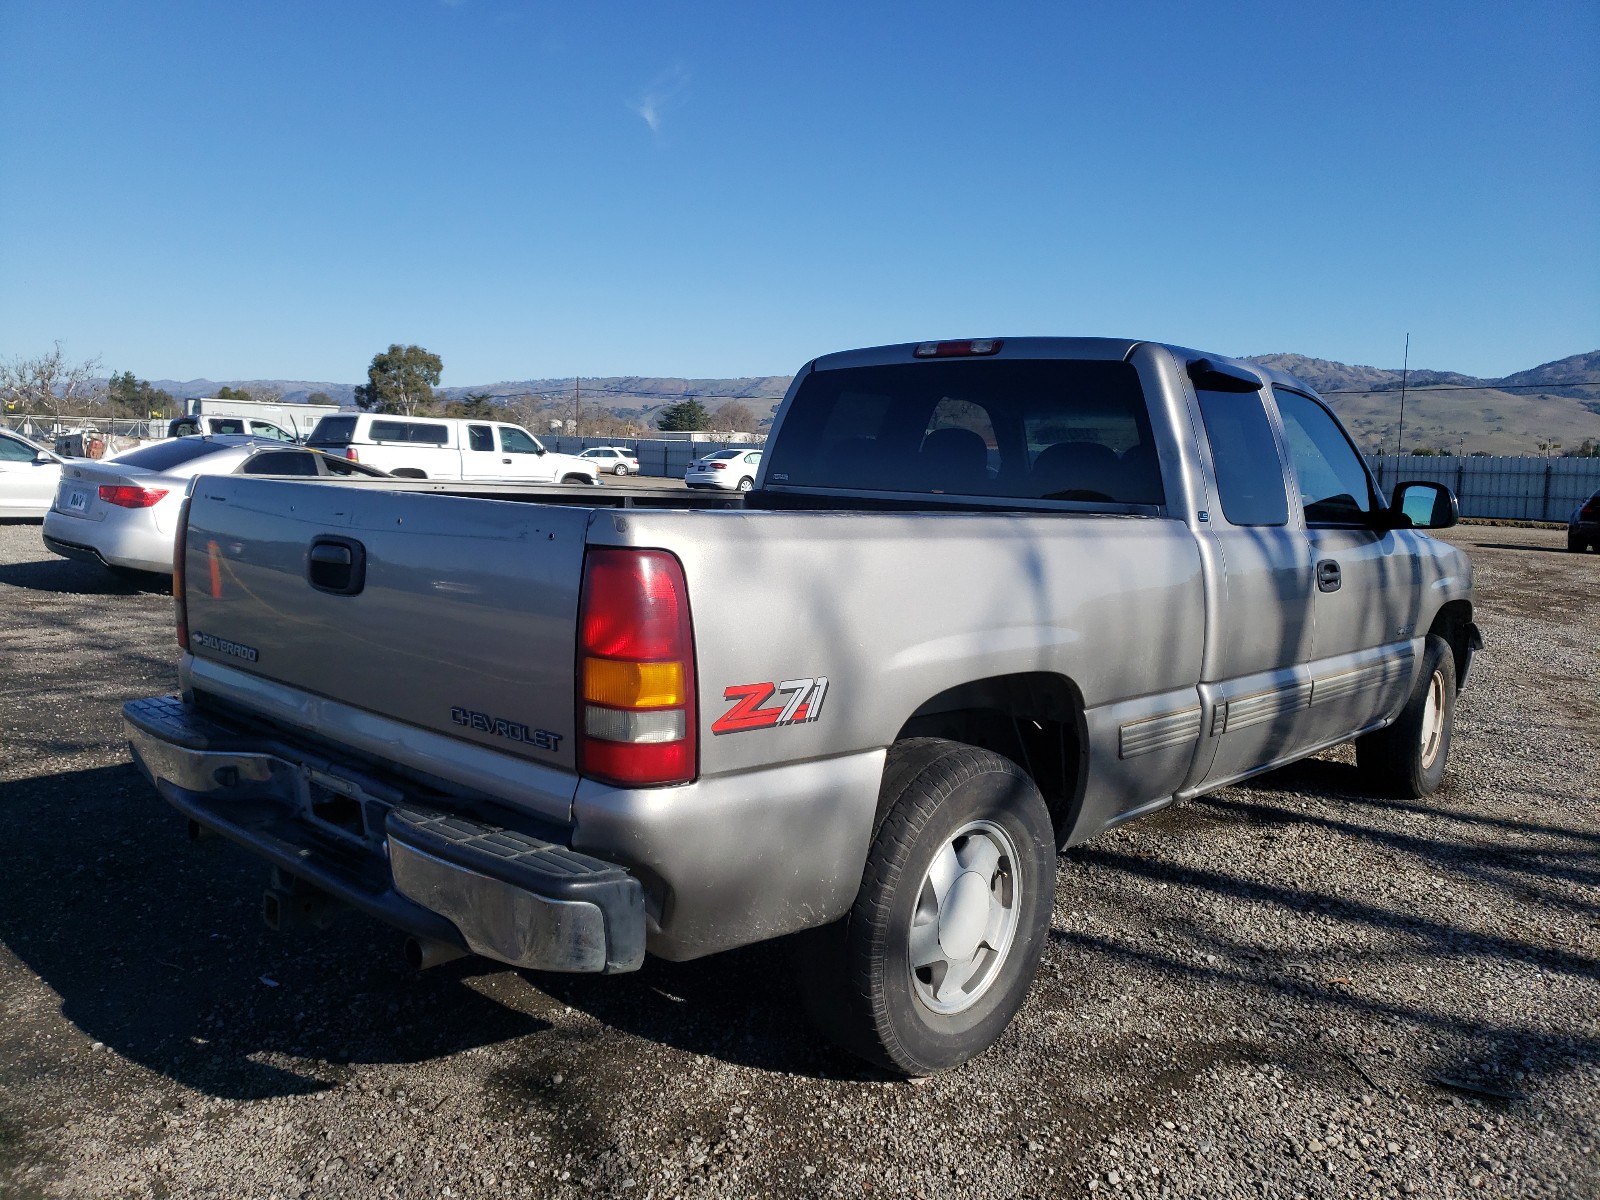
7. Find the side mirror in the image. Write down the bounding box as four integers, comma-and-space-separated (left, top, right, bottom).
1384, 480, 1458, 530
34, 449, 56, 465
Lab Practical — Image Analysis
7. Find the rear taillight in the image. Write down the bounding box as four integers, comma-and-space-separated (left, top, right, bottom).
345, 448, 359, 462
1582, 500, 1600, 519
173, 495, 192, 650
99, 485, 168, 508
577, 548, 696, 787
710, 462, 727, 470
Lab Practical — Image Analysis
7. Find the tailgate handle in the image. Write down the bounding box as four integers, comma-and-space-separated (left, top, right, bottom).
308, 537, 366, 596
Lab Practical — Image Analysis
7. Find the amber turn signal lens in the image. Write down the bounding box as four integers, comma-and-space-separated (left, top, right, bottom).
582, 657, 684, 709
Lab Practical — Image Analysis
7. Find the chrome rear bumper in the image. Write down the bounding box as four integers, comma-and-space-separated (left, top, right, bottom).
123, 695, 645, 973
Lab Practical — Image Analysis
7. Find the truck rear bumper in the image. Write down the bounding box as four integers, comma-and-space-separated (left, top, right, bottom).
123, 695, 646, 974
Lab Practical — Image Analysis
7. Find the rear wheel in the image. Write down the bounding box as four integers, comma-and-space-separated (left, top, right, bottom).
794, 739, 1055, 1076
737, 476, 754, 492
1569, 531, 1587, 552
1355, 634, 1456, 797
613, 463, 628, 476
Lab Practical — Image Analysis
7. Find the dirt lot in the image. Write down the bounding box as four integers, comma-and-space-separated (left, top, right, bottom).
0, 520, 1595, 1199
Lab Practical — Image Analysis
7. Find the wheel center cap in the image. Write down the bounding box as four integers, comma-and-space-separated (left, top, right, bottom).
938, 871, 991, 962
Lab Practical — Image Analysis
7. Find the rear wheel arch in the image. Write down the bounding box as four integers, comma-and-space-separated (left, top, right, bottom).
892, 671, 1086, 847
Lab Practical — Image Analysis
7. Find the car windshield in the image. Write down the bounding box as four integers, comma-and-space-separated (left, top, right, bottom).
110, 439, 236, 471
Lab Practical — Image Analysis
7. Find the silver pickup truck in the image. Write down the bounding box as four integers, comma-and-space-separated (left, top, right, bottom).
124, 337, 1479, 1075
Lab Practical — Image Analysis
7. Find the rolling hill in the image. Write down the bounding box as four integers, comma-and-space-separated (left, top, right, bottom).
144, 350, 1600, 456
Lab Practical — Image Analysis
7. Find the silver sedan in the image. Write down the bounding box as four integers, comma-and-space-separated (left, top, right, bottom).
42, 436, 389, 575
0, 428, 70, 518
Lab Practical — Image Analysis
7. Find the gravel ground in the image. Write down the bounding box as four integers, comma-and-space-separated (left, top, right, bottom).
0, 518, 1595, 1199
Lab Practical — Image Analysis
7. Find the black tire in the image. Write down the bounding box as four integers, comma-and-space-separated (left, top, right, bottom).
613, 463, 628, 476
1355, 634, 1456, 798
562, 473, 596, 485
1569, 532, 1585, 552
794, 738, 1055, 1076
737, 476, 754, 492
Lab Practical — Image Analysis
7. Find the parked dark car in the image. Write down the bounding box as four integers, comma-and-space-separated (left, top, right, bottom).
1569, 490, 1600, 552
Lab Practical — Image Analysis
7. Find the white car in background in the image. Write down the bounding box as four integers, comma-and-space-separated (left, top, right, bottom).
578, 446, 641, 476
43, 436, 389, 576
306, 414, 599, 484
685, 448, 762, 492
0, 428, 71, 518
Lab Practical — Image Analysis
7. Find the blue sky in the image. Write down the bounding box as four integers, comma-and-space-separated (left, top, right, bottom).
1, 1, 1595, 386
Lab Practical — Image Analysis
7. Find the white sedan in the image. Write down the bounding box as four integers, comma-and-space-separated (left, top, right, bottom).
685, 448, 762, 492
43, 436, 389, 576
0, 428, 69, 518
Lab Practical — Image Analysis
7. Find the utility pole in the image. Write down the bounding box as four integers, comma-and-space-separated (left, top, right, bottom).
1395, 333, 1410, 457
572, 377, 580, 435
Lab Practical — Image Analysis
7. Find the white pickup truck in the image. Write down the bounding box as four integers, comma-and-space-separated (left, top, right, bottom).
306, 413, 600, 484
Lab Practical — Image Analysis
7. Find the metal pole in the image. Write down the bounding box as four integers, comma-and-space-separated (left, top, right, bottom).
1395, 333, 1410, 457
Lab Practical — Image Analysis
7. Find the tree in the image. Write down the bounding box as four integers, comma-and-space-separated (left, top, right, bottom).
656, 398, 710, 431
307, 391, 333, 406
0, 342, 103, 419
354, 344, 443, 415
713, 401, 756, 433
215, 385, 252, 401
106, 370, 175, 418
444, 392, 498, 419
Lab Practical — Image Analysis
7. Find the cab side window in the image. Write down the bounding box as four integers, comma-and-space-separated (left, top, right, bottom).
241, 451, 318, 477
499, 427, 541, 455
0, 436, 35, 462
468, 425, 494, 452
1196, 389, 1289, 526
1273, 389, 1376, 524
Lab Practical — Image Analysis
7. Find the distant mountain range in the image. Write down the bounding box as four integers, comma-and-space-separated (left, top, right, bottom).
142, 350, 1600, 456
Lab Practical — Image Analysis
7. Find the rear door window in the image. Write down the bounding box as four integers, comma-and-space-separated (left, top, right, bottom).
1196, 389, 1290, 526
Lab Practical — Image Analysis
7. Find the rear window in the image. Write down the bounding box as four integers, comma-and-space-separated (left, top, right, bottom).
241, 451, 319, 477
113, 439, 232, 471
762, 359, 1163, 505
308, 416, 357, 447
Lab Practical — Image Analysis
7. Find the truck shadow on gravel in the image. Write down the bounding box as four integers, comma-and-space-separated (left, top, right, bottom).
0, 555, 166, 594
1062, 767, 1600, 1097
0, 764, 549, 1101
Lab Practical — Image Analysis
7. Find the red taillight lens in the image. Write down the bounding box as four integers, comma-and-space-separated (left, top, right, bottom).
578, 548, 696, 787
173, 495, 191, 650
912, 339, 1003, 358
99, 484, 169, 508
345, 447, 359, 462
710, 462, 727, 469
1582, 500, 1600, 519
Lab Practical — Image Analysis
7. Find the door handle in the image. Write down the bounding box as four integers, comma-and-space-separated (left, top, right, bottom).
308, 536, 366, 596
1316, 559, 1341, 593
502, 457, 512, 464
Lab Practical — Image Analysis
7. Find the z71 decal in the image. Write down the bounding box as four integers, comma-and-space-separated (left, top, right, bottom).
711, 677, 829, 735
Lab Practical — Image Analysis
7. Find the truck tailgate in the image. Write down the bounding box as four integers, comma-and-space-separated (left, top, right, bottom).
182, 478, 589, 773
